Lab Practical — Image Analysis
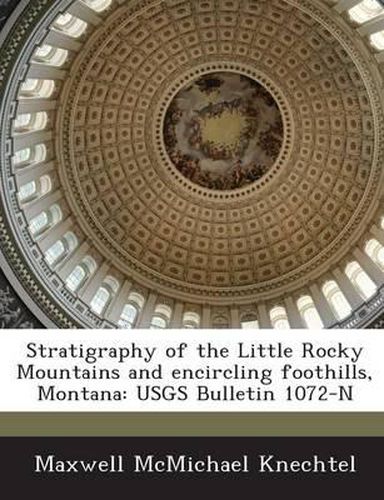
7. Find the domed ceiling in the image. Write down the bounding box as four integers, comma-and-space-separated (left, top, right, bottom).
58, 0, 381, 298
1, 0, 384, 328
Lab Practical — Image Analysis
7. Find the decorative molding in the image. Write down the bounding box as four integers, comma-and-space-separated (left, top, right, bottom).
0, 267, 42, 328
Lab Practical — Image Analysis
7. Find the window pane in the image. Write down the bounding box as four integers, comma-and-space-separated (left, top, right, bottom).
35, 44, 52, 58
322, 281, 352, 321
118, 304, 138, 329
21, 79, 55, 98
332, 292, 352, 320
297, 296, 323, 329
29, 212, 48, 235
34, 45, 68, 66
349, 0, 383, 23
34, 144, 47, 163
45, 240, 65, 266
365, 239, 384, 270
270, 306, 290, 329
182, 311, 200, 328
90, 287, 110, 315
302, 308, 323, 329
14, 113, 31, 129
83, 0, 112, 12
14, 148, 31, 164
21, 79, 39, 92
150, 316, 167, 329
154, 304, 172, 319
370, 30, 384, 50
66, 266, 86, 292
18, 181, 37, 202
355, 273, 377, 299
274, 318, 290, 329
14, 112, 47, 132
345, 262, 377, 300
241, 320, 259, 329
55, 13, 72, 26
54, 13, 87, 37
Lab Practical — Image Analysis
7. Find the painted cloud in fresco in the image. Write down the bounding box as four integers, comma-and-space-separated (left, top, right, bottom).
164, 73, 283, 191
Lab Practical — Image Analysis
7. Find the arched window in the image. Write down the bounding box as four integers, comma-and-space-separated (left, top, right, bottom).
18, 181, 37, 203
150, 304, 172, 329
90, 276, 120, 316
118, 305, 138, 329
212, 314, 230, 329
83, 0, 112, 12
34, 144, 47, 163
182, 311, 200, 329
66, 256, 97, 292
40, 175, 52, 195
19, 79, 55, 98
241, 314, 259, 329
128, 292, 145, 309
365, 239, 384, 271
90, 287, 111, 315
370, 30, 384, 50
66, 265, 86, 292
322, 281, 352, 321
14, 112, 47, 133
45, 240, 65, 266
13, 144, 46, 167
33, 45, 68, 66
29, 204, 62, 237
270, 306, 290, 329
150, 316, 167, 329
53, 13, 87, 38
44, 232, 78, 268
297, 295, 324, 329
18, 175, 52, 204
118, 292, 145, 329
29, 211, 48, 236
345, 261, 377, 300
14, 113, 31, 130
53, 12, 72, 27
349, 0, 383, 24
13, 148, 31, 165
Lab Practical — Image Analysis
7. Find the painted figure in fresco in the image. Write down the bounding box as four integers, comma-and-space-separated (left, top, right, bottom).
163, 73, 283, 191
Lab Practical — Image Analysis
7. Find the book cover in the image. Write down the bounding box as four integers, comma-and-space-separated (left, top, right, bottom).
0, 0, 383, 496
